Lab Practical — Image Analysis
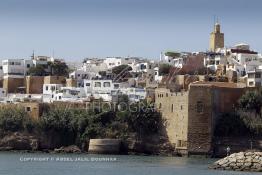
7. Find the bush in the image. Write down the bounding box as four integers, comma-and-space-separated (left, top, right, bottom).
112, 65, 132, 75
28, 65, 47, 76
159, 64, 172, 76
214, 113, 251, 137
0, 106, 33, 132
237, 88, 262, 135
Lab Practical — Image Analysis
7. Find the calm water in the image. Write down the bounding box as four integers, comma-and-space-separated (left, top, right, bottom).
0, 152, 260, 175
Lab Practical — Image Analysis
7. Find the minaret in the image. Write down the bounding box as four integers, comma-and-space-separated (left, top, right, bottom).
209, 22, 224, 52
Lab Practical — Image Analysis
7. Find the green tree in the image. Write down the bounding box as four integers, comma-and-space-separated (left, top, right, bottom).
165, 51, 180, 57
238, 89, 262, 114
159, 64, 172, 76
49, 61, 69, 76
28, 65, 47, 76
237, 88, 262, 134
214, 113, 251, 137
0, 106, 34, 132
112, 65, 132, 75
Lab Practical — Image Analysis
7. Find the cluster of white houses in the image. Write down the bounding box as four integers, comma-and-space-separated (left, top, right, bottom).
0, 22, 261, 104
0, 55, 156, 103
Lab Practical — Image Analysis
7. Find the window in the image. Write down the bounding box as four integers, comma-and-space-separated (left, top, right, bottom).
114, 84, 119, 89
196, 101, 204, 113
159, 103, 162, 109
181, 105, 183, 110
26, 107, 31, 112
171, 104, 174, 112
103, 82, 111, 87
249, 81, 254, 86
86, 83, 90, 87
27, 64, 30, 68
255, 73, 261, 78
59, 96, 62, 100
94, 82, 101, 87
248, 73, 255, 78
45, 86, 49, 91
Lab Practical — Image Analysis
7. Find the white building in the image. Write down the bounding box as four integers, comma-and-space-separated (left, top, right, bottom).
82, 58, 108, 73
204, 52, 227, 71
84, 79, 120, 101
2, 56, 64, 78
160, 52, 189, 68
153, 67, 163, 82
53, 87, 86, 102
103, 57, 135, 70
247, 69, 262, 87
69, 70, 97, 87
204, 44, 262, 77
120, 88, 146, 102
42, 84, 63, 102
2, 59, 32, 77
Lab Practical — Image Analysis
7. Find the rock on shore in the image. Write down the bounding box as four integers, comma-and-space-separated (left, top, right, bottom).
210, 152, 262, 172
0, 132, 39, 151
54, 145, 81, 153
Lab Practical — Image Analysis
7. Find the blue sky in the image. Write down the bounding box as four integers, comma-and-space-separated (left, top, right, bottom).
0, 0, 261, 60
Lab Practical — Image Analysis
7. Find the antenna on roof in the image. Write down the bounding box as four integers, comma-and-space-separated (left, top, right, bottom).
213, 15, 216, 29
31, 50, 35, 60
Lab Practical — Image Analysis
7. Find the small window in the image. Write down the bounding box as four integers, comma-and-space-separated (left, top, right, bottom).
94, 82, 101, 87
159, 103, 162, 109
26, 107, 31, 112
86, 83, 90, 87
27, 64, 30, 68
249, 81, 254, 86
181, 105, 183, 110
59, 96, 61, 99
103, 82, 111, 87
114, 84, 119, 89
196, 101, 204, 113
171, 104, 174, 112
45, 86, 48, 91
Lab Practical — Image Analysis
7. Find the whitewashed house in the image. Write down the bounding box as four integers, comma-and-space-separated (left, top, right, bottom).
84, 79, 120, 101
82, 58, 108, 73
53, 87, 87, 102
69, 69, 97, 87
120, 88, 146, 102
42, 84, 63, 102
247, 68, 262, 87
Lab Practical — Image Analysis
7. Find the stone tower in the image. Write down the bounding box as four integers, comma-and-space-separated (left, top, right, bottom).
209, 22, 224, 51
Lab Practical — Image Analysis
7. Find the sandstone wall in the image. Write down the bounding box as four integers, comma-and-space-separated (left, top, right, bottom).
25, 76, 44, 94
155, 88, 188, 150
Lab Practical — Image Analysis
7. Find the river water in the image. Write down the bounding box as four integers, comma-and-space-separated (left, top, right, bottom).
0, 152, 260, 175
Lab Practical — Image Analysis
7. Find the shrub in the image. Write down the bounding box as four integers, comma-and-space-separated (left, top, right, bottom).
0, 106, 33, 132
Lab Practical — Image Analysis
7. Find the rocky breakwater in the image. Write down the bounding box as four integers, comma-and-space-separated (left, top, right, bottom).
210, 152, 262, 172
